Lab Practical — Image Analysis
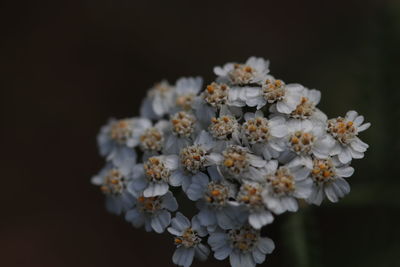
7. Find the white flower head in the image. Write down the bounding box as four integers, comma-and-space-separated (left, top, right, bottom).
174, 77, 203, 111
128, 155, 179, 197
138, 120, 169, 154
281, 87, 327, 122
92, 57, 371, 267
233, 182, 274, 229
165, 111, 200, 154
217, 145, 266, 181
168, 213, 210, 267
282, 119, 335, 162
214, 57, 270, 85
171, 131, 222, 192
241, 111, 288, 160
307, 156, 354, 205
327, 110, 370, 164
261, 160, 313, 214
125, 191, 178, 233
97, 117, 152, 170
185, 168, 244, 231
208, 225, 275, 267
91, 163, 135, 215
209, 113, 241, 143
245, 77, 304, 112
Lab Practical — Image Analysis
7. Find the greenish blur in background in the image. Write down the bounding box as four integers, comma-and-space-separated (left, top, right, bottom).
1, 0, 399, 266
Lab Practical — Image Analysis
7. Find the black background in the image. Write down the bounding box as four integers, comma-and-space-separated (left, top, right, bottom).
1, 1, 400, 266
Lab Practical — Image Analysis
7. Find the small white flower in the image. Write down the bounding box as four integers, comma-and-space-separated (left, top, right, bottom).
194, 83, 244, 126
275, 87, 327, 122
241, 111, 288, 160
128, 155, 179, 197
91, 163, 135, 215
173, 77, 203, 111
138, 120, 169, 156
140, 80, 175, 118
261, 160, 313, 214
165, 111, 200, 154
307, 156, 354, 205
125, 191, 178, 233
185, 168, 245, 231
216, 145, 266, 181
233, 182, 274, 229
327, 110, 370, 164
280, 119, 334, 163
170, 130, 222, 191
245, 77, 304, 113
168, 213, 210, 267
208, 225, 275, 267
97, 117, 152, 171
214, 57, 270, 85
208, 107, 242, 151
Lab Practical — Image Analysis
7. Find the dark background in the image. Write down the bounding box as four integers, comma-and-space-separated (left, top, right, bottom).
1, 1, 400, 266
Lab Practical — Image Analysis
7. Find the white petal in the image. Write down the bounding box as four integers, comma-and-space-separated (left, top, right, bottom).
214, 245, 232, 260
195, 243, 210, 261
208, 232, 228, 250
151, 210, 171, 233
346, 110, 358, 121
270, 125, 288, 138
257, 237, 275, 254
358, 122, 371, 132
336, 166, 354, 178
171, 212, 191, 232
143, 182, 169, 197
198, 207, 217, 226
338, 147, 352, 164
248, 210, 274, 229
350, 138, 369, 152
173, 247, 195, 267
170, 170, 186, 186
161, 191, 179, 211
354, 115, 364, 126
125, 208, 145, 227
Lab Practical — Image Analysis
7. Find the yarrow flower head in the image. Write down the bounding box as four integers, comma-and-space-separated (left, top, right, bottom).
92, 57, 370, 267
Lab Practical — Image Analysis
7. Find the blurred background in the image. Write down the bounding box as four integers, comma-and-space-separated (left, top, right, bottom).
1, 0, 399, 266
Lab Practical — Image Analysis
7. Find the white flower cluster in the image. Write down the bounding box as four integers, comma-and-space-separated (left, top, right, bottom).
92, 57, 370, 267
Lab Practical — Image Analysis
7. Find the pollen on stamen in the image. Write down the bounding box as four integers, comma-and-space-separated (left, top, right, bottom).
170, 111, 196, 138
237, 183, 263, 207
290, 97, 316, 119
109, 119, 133, 144
266, 167, 295, 195
242, 117, 271, 144
137, 195, 162, 213
203, 82, 230, 107
327, 117, 357, 144
209, 115, 239, 140
176, 94, 196, 110
262, 79, 286, 103
311, 158, 336, 183
222, 145, 250, 176
204, 182, 230, 206
139, 127, 164, 152
143, 157, 171, 182
180, 145, 207, 173
289, 131, 315, 154
228, 226, 260, 252
100, 169, 126, 195
228, 64, 256, 85
174, 228, 201, 248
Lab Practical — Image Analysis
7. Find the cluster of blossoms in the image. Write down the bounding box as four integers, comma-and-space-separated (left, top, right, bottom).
92, 57, 370, 267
